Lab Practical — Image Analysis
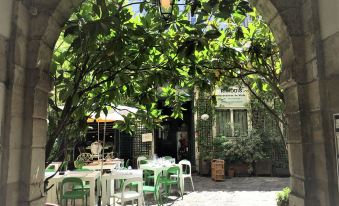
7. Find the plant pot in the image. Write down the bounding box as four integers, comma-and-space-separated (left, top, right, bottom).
274, 168, 290, 177
255, 159, 272, 176
199, 158, 211, 175
227, 168, 235, 177
231, 163, 249, 176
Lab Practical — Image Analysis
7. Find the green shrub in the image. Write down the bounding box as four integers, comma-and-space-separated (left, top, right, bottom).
223, 130, 267, 164
276, 187, 291, 206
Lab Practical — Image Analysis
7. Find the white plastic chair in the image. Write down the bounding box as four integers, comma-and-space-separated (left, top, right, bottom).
137, 156, 147, 169
90, 141, 103, 159
112, 177, 145, 206
170, 159, 194, 192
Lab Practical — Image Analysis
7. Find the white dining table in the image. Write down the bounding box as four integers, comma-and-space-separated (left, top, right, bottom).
140, 162, 184, 194
83, 162, 116, 171
82, 159, 123, 171
101, 169, 143, 206
45, 170, 101, 206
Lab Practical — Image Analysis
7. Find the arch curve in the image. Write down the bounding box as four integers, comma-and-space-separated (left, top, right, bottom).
1, 0, 338, 205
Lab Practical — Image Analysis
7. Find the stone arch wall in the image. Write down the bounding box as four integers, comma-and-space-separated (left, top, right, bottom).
252, 0, 339, 206
0, 0, 338, 205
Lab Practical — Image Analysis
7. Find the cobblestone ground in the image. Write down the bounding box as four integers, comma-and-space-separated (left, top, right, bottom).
122, 175, 290, 206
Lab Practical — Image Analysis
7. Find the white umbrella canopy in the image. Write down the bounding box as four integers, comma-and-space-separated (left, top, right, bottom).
87, 106, 138, 122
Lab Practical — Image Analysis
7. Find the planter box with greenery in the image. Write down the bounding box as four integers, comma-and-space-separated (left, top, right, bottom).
223, 131, 267, 176
255, 159, 273, 176
273, 167, 290, 177
273, 160, 290, 177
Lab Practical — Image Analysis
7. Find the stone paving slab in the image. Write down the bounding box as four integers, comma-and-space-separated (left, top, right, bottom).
70, 175, 290, 205
142, 175, 290, 206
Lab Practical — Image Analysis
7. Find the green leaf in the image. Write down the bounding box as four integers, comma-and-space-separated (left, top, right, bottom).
92, 4, 101, 17
204, 30, 221, 39
236, 1, 253, 15
235, 27, 244, 40
64, 25, 77, 37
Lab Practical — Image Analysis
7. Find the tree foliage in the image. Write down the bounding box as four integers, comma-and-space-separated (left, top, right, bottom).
47, 0, 284, 162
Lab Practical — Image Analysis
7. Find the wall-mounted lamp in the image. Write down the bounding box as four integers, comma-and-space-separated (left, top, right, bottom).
200, 114, 209, 121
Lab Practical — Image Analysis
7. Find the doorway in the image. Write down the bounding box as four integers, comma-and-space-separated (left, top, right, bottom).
155, 101, 193, 162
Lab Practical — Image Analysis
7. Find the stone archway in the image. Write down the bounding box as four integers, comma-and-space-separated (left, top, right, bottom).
0, 0, 338, 205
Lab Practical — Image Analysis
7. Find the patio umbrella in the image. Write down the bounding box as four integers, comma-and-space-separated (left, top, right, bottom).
87, 106, 138, 160
86, 106, 138, 201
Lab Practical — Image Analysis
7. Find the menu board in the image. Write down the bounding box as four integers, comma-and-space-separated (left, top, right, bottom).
142, 133, 153, 142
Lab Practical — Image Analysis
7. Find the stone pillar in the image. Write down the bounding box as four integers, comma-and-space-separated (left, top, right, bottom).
0, 1, 31, 205
0, 34, 10, 206
0, 0, 59, 205
15, 0, 81, 205
253, 0, 339, 205
0, 0, 14, 204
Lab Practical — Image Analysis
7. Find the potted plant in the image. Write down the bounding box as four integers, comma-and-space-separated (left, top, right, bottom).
224, 131, 267, 176
227, 167, 235, 177
273, 160, 290, 177
276, 187, 291, 206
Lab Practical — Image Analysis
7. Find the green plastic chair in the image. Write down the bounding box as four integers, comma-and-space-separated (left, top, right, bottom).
60, 162, 68, 171
164, 156, 173, 160
126, 162, 153, 191
140, 159, 148, 165
124, 159, 130, 169
46, 165, 56, 171
161, 166, 182, 198
139, 160, 154, 185
45, 165, 55, 173
73, 161, 92, 190
143, 172, 166, 206
60, 177, 89, 206
74, 168, 92, 172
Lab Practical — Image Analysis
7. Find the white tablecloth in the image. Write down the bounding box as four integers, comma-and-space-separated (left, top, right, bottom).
101, 169, 143, 205
45, 171, 101, 206
82, 159, 123, 171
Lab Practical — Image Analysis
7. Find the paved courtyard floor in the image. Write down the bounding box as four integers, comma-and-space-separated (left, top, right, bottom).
113, 175, 290, 206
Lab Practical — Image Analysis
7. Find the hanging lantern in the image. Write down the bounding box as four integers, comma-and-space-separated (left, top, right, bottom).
159, 0, 175, 20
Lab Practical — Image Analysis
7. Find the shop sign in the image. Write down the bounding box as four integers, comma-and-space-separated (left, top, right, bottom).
215, 87, 249, 108
142, 133, 153, 142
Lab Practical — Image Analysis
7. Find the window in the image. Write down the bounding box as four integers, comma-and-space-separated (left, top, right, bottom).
233, 110, 248, 136
216, 109, 248, 137
216, 109, 232, 136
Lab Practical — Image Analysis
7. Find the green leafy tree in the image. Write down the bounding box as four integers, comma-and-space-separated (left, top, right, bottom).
47, 0, 284, 163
